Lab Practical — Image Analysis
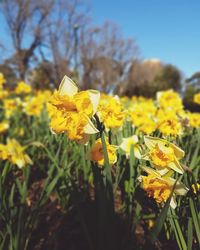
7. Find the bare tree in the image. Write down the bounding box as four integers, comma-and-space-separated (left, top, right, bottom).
0, 0, 54, 79
45, 0, 90, 84
80, 21, 139, 92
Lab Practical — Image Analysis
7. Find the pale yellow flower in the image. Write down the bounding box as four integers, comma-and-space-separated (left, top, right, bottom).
120, 135, 141, 158
0, 139, 32, 168
144, 136, 185, 174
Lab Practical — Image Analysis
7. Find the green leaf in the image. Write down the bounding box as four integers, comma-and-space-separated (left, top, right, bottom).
170, 208, 187, 250
187, 217, 193, 250
149, 196, 171, 243
189, 198, 200, 245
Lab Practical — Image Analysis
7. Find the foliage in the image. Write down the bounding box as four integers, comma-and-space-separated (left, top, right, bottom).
0, 74, 200, 250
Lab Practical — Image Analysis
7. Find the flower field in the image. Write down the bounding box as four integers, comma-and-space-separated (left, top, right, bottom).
0, 73, 200, 250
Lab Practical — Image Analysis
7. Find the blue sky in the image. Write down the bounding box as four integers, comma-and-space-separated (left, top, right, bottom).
91, 0, 200, 77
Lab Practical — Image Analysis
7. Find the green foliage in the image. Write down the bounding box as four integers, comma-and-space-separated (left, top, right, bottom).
0, 101, 200, 250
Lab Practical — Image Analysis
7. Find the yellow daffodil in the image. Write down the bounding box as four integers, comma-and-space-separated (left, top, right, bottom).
35, 90, 52, 101
23, 97, 44, 116
129, 99, 157, 135
119, 135, 141, 158
191, 183, 200, 194
0, 88, 8, 100
137, 117, 157, 135
0, 139, 32, 168
88, 138, 118, 166
0, 72, 6, 88
156, 109, 182, 136
97, 94, 125, 130
0, 121, 9, 134
3, 98, 21, 118
157, 89, 183, 112
48, 75, 100, 143
138, 166, 188, 208
15, 81, 32, 94
188, 113, 200, 128
144, 136, 185, 174
193, 92, 200, 105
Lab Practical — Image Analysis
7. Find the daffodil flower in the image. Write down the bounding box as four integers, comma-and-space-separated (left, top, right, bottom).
143, 136, 185, 174
97, 94, 125, 130
0, 121, 9, 134
88, 138, 118, 166
119, 135, 141, 158
0, 72, 6, 88
0, 139, 32, 168
56, 75, 100, 117
138, 166, 188, 209
48, 76, 100, 143
157, 89, 183, 112
191, 183, 200, 194
193, 92, 200, 105
15, 81, 32, 94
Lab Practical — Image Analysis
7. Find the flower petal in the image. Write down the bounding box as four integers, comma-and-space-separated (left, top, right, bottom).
84, 117, 99, 134
168, 142, 185, 159
174, 182, 189, 195
134, 145, 142, 159
141, 166, 161, 177
168, 158, 184, 174
58, 75, 78, 97
144, 136, 157, 149
88, 90, 100, 115
170, 196, 177, 209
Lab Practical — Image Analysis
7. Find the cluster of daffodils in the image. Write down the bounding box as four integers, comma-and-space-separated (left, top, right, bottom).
0, 139, 32, 168
0, 72, 199, 175
138, 136, 188, 208
15, 81, 32, 95
127, 91, 185, 136
22, 90, 51, 117
0, 75, 51, 169
129, 90, 199, 134
1, 72, 200, 136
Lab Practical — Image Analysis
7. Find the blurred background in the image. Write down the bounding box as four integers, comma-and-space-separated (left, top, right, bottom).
0, 0, 200, 110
